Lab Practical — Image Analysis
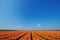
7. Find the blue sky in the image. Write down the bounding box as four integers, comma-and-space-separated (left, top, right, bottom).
0, 0, 60, 30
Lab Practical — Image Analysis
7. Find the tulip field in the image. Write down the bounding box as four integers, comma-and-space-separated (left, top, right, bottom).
0, 30, 60, 40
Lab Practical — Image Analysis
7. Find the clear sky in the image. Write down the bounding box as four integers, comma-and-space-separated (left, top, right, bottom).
0, 0, 60, 30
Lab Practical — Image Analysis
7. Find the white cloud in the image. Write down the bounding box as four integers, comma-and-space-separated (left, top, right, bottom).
37, 24, 41, 26
17, 26, 21, 28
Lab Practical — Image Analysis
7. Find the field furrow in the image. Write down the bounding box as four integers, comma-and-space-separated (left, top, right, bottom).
0, 30, 60, 40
